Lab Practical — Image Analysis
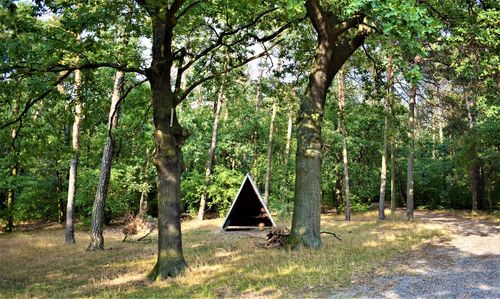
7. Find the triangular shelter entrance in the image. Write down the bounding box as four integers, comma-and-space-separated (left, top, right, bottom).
222, 174, 276, 230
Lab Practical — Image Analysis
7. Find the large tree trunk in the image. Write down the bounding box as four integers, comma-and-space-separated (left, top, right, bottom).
378, 56, 393, 220
290, 0, 367, 248
290, 67, 326, 248
198, 76, 226, 220
65, 67, 83, 244
263, 102, 277, 206
147, 13, 187, 279
338, 68, 352, 221
148, 84, 186, 279
406, 79, 417, 221
87, 70, 125, 251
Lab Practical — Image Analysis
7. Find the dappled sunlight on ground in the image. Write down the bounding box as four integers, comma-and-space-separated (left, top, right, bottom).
0, 210, 451, 298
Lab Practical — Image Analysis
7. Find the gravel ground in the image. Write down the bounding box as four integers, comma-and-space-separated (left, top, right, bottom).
332, 211, 500, 298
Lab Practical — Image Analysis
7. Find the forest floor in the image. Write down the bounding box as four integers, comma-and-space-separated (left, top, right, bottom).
331, 210, 500, 298
0, 209, 497, 298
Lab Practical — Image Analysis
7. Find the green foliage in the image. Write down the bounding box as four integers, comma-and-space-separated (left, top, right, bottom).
1, 0, 499, 231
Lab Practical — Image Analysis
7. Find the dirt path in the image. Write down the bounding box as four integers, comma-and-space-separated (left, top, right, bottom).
332, 211, 500, 298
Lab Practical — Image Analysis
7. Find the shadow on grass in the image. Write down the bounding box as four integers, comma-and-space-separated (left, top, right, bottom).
0, 215, 446, 298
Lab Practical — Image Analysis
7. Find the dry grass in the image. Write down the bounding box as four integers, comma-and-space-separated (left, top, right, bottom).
0, 209, 445, 298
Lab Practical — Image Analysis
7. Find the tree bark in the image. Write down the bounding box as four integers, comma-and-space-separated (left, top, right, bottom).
145, 9, 187, 279
65, 67, 83, 244
87, 70, 125, 251
290, 0, 368, 248
263, 102, 278, 206
406, 79, 417, 221
198, 75, 226, 220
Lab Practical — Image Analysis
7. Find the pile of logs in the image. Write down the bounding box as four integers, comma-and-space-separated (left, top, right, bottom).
263, 226, 290, 248
122, 214, 157, 242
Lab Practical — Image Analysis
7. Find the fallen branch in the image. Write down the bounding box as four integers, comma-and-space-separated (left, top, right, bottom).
320, 231, 342, 241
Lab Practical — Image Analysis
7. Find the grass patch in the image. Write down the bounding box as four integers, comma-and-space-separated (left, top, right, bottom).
0, 209, 444, 298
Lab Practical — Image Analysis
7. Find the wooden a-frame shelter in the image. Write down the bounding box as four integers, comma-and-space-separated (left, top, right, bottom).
221, 174, 276, 230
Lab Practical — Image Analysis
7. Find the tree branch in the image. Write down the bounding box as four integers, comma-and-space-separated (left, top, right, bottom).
177, 40, 282, 104
3, 62, 145, 76
1, 71, 73, 129
169, 0, 185, 18
333, 14, 365, 36
179, 7, 279, 72
177, 0, 204, 20
107, 78, 148, 139
305, 0, 331, 41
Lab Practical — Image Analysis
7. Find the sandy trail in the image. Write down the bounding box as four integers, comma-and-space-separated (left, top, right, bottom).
332, 210, 500, 298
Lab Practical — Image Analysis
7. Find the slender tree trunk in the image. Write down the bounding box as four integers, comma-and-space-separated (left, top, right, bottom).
138, 147, 151, 218
255, 68, 264, 112
6, 158, 17, 233
406, 78, 417, 221
378, 56, 393, 220
465, 92, 480, 212
378, 102, 388, 220
251, 69, 265, 180
65, 67, 83, 244
284, 111, 293, 168
263, 102, 278, 206
56, 171, 64, 223
198, 75, 226, 220
338, 68, 351, 221
390, 141, 397, 216
87, 70, 125, 251
397, 158, 405, 206
335, 175, 343, 213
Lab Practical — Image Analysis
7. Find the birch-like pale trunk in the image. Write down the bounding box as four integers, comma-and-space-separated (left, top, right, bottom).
87, 70, 125, 251
264, 102, 278, 206
198, 75, 226, 220
65, 67, 83, 244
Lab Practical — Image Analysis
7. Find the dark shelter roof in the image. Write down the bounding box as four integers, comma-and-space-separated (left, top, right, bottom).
221, 174, 276, 230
